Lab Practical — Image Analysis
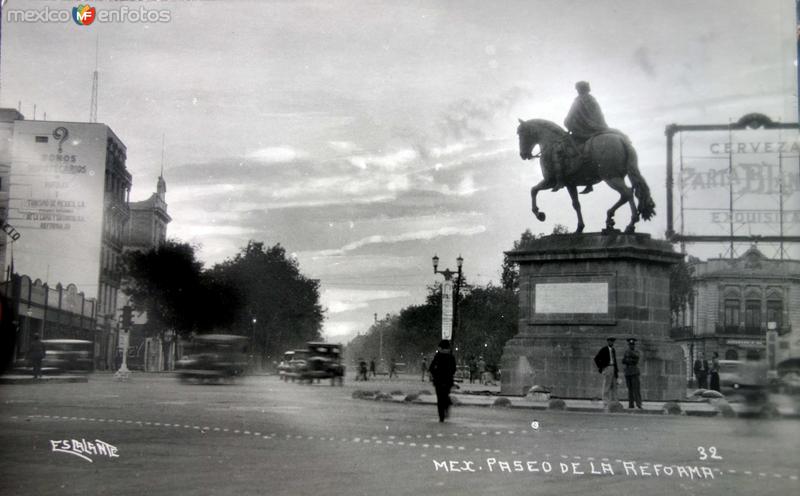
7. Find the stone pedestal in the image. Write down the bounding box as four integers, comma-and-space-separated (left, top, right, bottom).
500, 232, 685, 401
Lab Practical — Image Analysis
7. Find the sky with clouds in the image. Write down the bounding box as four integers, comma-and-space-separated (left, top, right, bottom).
1, 0, 797, 342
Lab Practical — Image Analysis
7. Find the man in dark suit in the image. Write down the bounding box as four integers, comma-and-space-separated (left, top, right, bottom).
594, 337, 619, 404
622, 338, 643, 409
429, 340, 457, 422
693, 353, 709, 389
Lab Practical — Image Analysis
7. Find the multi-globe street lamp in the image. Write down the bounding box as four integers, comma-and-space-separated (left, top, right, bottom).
432, 254, 463, 350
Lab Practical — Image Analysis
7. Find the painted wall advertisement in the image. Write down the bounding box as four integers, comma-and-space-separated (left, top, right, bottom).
675, 128, 800, 239
6, 121, 107, 296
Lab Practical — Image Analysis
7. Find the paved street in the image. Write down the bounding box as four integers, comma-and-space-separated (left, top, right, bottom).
0, 373, 798, 496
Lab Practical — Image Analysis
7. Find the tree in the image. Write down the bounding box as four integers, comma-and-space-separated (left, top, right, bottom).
670, 255, 696, 326
121, 240, 239, 366
212, 241, 324, 363
501, 225, 569, 291
122, 240, 206, 338
455, 284, 517, 368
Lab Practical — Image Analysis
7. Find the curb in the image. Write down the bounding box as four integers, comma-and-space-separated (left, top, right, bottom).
349, 390, 799, 419
0, 375, 89, 384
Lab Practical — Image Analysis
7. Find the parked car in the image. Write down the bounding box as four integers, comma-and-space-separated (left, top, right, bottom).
175, 334, 249, 384
297, 342, 345, 386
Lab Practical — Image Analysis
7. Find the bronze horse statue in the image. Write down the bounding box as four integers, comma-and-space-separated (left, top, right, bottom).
516, 118, 655, 234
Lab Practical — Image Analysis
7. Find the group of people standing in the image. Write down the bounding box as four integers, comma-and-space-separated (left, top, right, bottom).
355, 357, 399, 381
694, 352, 721, 391
593, 337, 643, 409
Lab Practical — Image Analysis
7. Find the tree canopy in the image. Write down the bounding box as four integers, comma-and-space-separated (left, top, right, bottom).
121, 240, 236, 339
210, 241, 324, 359
121, 239, 323, 365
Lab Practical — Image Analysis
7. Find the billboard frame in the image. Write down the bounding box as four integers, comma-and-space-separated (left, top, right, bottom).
665, 113, 800, 244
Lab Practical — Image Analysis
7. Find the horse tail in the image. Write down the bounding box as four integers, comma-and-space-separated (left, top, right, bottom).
624, 140, 656, 221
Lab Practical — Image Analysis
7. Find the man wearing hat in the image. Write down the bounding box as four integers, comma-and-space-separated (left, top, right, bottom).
593, 337, 619, 404
622, 338, 643, 409
554, 81, 610, 192
428, 340, 457, 422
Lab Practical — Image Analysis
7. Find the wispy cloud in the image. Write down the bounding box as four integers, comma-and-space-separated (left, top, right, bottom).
323, 288, 411, 314
315, 225, 487, 256
348, 149, 418, 170
328, 141, 359, 153
247, 146, 306, 163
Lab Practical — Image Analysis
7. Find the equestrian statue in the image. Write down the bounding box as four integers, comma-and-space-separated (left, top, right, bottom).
516, 81, 655, 234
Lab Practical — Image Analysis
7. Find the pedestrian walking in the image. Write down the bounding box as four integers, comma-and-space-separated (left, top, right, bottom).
357, 359, 368, 381
389, 357, 397, 379
369, 359, 376, 378
593, 337, 619, 404
693, 353, 709, 389
29, 334, 46, 379
428, 340, 457, 423
468, 357, 477, 384
709, 352, 720, 392
477, 356, 487, 385
420, 358, 428, 382
622, 338, 642, 409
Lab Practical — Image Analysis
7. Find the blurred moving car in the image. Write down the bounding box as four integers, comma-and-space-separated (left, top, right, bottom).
279, 349, 310, 382
40, 339, 93, 374
777, 358, 800, 394
278, 351, 295, 381
175, 334, 249, 384
297, 342, 345, 386
718, 359, 744, 394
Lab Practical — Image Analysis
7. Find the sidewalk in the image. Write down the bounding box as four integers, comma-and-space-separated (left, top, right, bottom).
354, 386, 800, 419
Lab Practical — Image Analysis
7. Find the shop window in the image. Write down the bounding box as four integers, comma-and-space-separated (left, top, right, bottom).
725, 349, 739, 360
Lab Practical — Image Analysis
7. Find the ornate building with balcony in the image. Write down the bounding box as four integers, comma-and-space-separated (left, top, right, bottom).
671, 247, 798, 381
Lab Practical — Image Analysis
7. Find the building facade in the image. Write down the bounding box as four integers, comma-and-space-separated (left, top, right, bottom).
0, 111, 131, 369
122, 175, 172, 371
671, 247, 799, 384
0, 109, 25, 271
126, 175, 170, 252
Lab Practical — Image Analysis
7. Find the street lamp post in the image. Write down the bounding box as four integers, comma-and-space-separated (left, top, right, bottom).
251, 317, 257, 370
432, 254, 463, 349
115, 307, 131, 381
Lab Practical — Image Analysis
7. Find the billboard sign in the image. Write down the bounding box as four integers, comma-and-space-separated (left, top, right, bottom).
7, 121, 108, 296
666, 114, 800, 244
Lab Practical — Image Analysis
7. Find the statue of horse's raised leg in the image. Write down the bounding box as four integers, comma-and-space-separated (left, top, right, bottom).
530, 178, 550, 222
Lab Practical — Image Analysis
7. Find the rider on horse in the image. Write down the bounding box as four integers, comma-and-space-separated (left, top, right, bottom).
552, 81, 609, 193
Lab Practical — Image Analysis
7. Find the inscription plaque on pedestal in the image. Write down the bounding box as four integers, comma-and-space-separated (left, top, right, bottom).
534, 282, 608, 314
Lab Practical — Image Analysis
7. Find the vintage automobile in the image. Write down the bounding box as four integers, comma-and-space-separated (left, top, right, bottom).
718, 359, 745, 394
40, 339, 94, 374
175, 334, 249, 384
278, 350, 295, 381
296, 342, 345, 386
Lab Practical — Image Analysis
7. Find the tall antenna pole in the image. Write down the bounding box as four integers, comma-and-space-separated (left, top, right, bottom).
161, 133, 165, 176
89, 35, 99, 123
